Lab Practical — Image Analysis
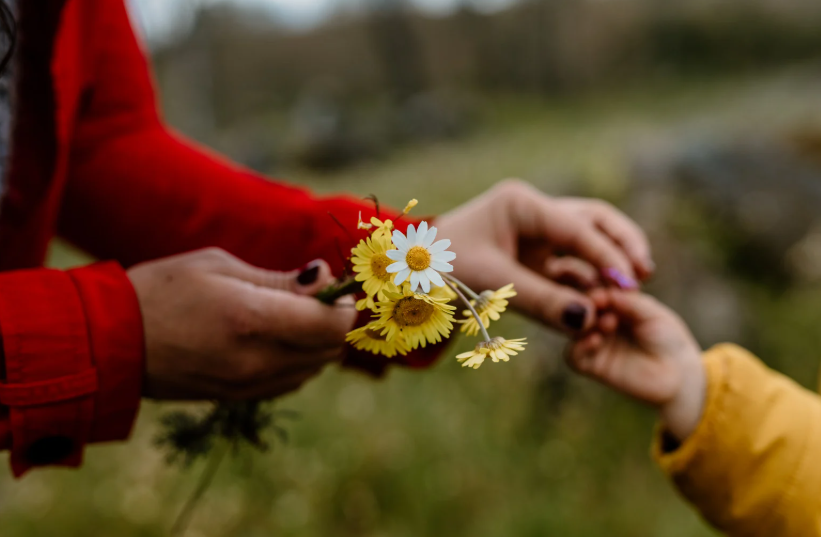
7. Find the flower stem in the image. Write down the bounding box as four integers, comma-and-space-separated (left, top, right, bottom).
315, 277, 363, 305
171, 440, 229, 536
444, 279, 492, 342
443, 274, 480, 300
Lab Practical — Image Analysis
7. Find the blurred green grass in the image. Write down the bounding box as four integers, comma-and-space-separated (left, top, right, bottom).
9, 69, 821, 536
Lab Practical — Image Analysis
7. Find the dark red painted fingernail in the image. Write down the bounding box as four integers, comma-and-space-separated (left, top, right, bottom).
602, 267, 639, 290
297, 260, 322, 286
562, 303, 588, 331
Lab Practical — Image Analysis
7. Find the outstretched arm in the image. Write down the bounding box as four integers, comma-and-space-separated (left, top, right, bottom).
569, 291, 821, 536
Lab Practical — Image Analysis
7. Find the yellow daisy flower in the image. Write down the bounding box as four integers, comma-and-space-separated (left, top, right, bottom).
351, 233, 400, 311
456, 337, 527, 369
373, 285, 456, 349
346, 322, 410, 358
370, 217, 394, 241
460, 284, 517, 337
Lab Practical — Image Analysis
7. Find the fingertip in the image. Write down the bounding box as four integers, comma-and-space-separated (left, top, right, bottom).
589, 288, 609, 309
599, 312, 618, 334
601, 267, 640, 291
295, 259, 335, 295
560, 299, 595, 333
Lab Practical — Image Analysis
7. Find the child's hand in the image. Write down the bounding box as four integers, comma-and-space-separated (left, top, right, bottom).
567, 290, 706, 442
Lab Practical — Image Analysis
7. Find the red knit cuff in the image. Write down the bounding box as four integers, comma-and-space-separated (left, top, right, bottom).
68, 262, 144, 443
0, 263, 143, 476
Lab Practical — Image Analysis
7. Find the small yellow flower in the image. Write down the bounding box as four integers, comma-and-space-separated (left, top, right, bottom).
402, 199, 418, 215
351, 234, 399, 311
357, 211, 373, 230
370, 217, 394, 241
456, 337, 527, 369
428, 281, 457, 302
460, 284, 517, 337
346, 322, 410, 358
373, 285, 456, 349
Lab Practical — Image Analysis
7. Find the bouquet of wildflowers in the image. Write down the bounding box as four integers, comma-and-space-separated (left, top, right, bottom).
341, 198, 527, 368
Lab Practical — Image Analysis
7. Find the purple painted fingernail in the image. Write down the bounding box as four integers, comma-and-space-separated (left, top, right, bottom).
602, 267, 639, 290
297, 260, 322, 286
562, 303, 588, 331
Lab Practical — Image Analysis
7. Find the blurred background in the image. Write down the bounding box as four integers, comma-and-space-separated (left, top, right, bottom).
5, 0, 821, 535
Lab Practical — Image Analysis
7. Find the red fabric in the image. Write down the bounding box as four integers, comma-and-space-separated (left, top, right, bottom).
0, 0, 442, 475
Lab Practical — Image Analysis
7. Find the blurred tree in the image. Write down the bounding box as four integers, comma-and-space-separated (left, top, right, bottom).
367, 0, 429, 103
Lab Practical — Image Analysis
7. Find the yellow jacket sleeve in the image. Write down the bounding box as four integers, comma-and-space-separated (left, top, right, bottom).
653, 344, 821, 536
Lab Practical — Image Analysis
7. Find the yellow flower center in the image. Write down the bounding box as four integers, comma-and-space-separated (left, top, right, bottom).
405, 246, 431, 272
370, 252, 392, 281
365, 328, 387, 341
393, 297, 435, 327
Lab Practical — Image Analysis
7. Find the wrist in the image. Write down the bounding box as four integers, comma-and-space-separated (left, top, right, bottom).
660, 353, 707, 443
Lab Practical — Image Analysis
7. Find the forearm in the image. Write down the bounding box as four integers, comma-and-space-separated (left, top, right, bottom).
653, 344, 821, 536
60, 122, 386, 274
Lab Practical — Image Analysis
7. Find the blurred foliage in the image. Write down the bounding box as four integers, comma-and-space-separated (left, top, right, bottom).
152, 0, 821, 172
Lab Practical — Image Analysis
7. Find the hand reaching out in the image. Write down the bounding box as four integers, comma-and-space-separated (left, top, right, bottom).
567, 289, 706, 442
435, 179, 654, 335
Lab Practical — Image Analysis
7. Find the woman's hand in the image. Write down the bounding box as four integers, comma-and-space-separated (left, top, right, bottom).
128, 248, 356, 400
435, 179, 654, 333
567, 289, 706, 442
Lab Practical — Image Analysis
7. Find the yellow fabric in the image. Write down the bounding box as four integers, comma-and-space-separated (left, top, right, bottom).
652, 344, 821, 536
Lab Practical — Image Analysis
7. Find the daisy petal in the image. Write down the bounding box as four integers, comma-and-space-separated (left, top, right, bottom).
425, 267, 445, 287
416, 221, 428, 245
422, 226, 438, 248
392, 230, 409, 251
420, 273, 431, 293
428, 239, 451, 254
393, 267, 411, 286
386, 261, 408, 273
432, 251, 456, 263
406, 224, 417, 245
410, 270, 420, 291
386, 249, 404, 261
431, 261, 454, 272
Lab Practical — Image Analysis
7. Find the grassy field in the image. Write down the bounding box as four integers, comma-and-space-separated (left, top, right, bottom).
4, 68, 821, 536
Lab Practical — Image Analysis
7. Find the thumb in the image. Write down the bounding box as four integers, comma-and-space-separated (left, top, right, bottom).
493, 256, 597, 334
219, 257, 336, 296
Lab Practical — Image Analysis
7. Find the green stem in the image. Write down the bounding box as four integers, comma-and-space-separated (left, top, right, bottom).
444, 274, 481, 300
444, 278, 492, 342
315, 278, 363, 305
171, 441, 229, 536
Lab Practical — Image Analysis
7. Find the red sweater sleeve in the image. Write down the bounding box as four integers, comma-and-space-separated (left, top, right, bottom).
55, 3, 442, 372
0, 263, 143, 476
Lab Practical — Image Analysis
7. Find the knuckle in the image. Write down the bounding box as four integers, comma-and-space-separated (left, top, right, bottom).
225, 302, 264, 339
226, 356, 267, 387
496, 178, 531, 199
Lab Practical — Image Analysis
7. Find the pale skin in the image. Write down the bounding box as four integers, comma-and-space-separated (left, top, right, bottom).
130, 179, 655, 401
567, 289, 707, 442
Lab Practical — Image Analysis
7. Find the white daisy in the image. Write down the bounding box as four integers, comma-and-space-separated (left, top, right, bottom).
386, 221, 456, 293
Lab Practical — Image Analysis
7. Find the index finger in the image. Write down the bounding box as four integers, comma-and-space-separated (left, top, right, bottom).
515, 195, 640, 283
235, 285, 358, 349
587, 202, 654, 279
